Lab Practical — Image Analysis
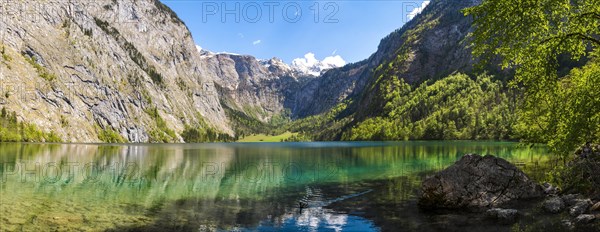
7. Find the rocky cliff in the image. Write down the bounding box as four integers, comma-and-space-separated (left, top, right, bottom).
351, 0, 484, 120
291, 0, 484, 118
198, 51, 314, 122
0, 0, 350, 142
0, 0, 230, 142
0, 0, 490, 142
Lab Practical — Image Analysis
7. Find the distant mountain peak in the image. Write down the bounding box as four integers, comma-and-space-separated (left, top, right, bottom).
196, 48, 336, 78
290, 53, 346, 76
256, 57, 293, 74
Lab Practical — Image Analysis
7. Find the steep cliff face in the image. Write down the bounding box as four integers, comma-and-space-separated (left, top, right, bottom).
199, 52, 313, 122
288, 0, 479, 117
0, 0, 230, 142
352, 0, 482, 120
295, 0, 483, 119
291, 61, 369, 118
0, 0, 488, 142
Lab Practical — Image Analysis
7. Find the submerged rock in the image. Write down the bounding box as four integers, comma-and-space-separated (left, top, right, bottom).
562, 194, 583, 207
542, 196, 565, 213
570, 199, 593, 217
562, 219, 575, 230
419, 154, 544, 209
591, 201, 600, 212
542, 182, 559, 195
485, 208, 519, 224
574, 214, 596, 224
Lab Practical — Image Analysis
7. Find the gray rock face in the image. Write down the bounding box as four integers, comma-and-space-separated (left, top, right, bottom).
0, 0, 494, 142
570, 199, 593, 217
542, 196, 565, 213
345, 0, 494, 121
485, 208, 519, 224
291, 62, 370, 118
0, 0, 232, 142
200, 53, 313, 121
284, 0, 485, 118
419, 154, 544, 209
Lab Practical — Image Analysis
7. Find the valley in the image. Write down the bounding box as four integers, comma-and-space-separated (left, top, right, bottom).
1, 0, 599, 231
0, 0, 509, 144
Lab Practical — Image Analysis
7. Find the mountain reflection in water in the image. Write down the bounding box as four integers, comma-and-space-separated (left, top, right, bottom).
0, 142, 549, 231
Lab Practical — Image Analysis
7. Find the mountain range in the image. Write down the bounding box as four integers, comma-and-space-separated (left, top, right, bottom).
0, 0, 495, 142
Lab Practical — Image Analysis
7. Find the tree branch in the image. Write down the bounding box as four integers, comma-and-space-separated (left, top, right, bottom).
573, 11, 600, 21
541, 33, 600, 46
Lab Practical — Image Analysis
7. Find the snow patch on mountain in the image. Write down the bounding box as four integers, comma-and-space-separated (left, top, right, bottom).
291, 53, 346, 76
196, 49, 344, 77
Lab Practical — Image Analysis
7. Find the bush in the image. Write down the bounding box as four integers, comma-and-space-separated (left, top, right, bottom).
1, 46, 12, 61
97, 126, 127, 143
181, 116, 233, 143
145, 107, 176, 143
0, 107, 62, 142
24, 55, 56, 81
548, 143, 600, 196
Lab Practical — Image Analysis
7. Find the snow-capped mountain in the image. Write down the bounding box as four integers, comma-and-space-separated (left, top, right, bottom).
291, 53, 346, 76
198, 46, 345, 77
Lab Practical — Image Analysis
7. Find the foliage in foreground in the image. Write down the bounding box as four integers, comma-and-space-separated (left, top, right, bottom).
547, 144, 600, 196
464, 0, 600, 157
465, 0, 599, 195
515, 59, 600, 157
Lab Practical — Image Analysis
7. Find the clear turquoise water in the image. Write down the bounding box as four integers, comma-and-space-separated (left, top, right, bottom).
0, 141, 549, 231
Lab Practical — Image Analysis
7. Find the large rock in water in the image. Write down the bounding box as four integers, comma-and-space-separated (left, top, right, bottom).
419, 154, 544, 209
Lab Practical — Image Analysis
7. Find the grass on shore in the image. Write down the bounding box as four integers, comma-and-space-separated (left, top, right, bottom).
237, 131, 298, 142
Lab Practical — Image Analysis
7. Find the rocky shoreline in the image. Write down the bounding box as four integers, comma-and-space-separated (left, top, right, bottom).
419, 154, 600, 231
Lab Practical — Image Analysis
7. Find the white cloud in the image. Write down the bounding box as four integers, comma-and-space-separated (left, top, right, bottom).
407, 1, 430, 20
291, 52, 346, 76
322, 55, 346, 68
293, 53, 319, 67
238, 33, 245, 38
253, 40, 261, 45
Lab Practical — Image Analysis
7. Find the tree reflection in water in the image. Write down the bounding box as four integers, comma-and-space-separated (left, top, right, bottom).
0, 142, 549, 231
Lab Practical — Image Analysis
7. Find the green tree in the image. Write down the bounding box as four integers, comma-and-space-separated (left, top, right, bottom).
464, 0, 600, 156
343, 73, 516, 141
464, 0, 599, 85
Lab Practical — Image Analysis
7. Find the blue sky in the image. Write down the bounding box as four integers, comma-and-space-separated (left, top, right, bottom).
161, 0, 430, 64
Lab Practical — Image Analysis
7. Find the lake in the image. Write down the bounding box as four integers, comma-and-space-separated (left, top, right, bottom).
0, 141, 550, 231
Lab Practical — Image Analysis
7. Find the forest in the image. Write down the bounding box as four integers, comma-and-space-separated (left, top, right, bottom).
283, 0, 600, 162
